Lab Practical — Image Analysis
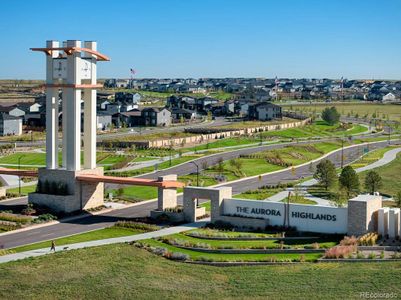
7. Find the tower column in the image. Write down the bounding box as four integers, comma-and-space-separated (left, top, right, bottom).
83, 41, 97, 169
61, 88, 67, 168
83, 89, 96, 169
45, 40, 59, 169
66, 40, 81, 171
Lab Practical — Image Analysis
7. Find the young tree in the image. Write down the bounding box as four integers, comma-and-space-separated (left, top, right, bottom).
339, 166, 360, 198
364, 170, 383, 194
321, 106, 340, 125
394, 190, 401, 208
313, 159, 337, 190
216, 157, 224, 175
333, 187, 349, 207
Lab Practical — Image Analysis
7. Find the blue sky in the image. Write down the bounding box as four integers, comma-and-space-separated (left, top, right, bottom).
1, 0, 401, 79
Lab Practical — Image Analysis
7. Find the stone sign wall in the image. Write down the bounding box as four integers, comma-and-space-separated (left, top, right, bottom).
222, 198, 348, 234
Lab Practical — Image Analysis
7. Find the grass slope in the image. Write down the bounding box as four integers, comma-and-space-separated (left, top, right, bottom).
1, 244, 400, 299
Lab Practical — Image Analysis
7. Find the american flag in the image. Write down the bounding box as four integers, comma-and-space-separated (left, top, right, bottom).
130, 68, 136, 75
340, 76, 344, 84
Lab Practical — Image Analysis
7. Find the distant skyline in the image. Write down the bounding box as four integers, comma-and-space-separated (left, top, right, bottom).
1, 0, 401, 80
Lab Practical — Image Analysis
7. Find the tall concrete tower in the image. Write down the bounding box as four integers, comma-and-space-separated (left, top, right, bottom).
29, 40, 110, 213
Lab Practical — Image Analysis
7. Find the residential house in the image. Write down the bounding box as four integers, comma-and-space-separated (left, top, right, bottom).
141, 107, 171, 126
96, 111, 112, 130
171, 108, 197, 123
119, 107, 172, 127
248, 102, 282, 121
382, 92, 400, 103
0, 106, 25, 118
0, 113, 22, 136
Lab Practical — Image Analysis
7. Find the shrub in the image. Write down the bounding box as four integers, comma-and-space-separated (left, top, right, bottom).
164, 206, 183, 213
196, 256, 214, 262
324, 245, 356, 259
356, 251, 365, 259
206, 220, 234, 231
0, 249, 15, 256
21, 203, 36, 216
368, 252, 377, 259
265, 256, 277, 263
151, 247, 168, 256
357, 232, 378, 246
169, 252, 190, 261
340, 236, 358, 246
114, 221, 159, 232
0, 222, 21, 231
0, 212, 31, 224
32, 213, 57, 223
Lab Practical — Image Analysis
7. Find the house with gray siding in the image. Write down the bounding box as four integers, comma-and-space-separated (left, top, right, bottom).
0, 113, 22, 136
248, 102, 282, 121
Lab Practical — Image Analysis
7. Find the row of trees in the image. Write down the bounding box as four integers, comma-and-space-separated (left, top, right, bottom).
313, 159, 384, 204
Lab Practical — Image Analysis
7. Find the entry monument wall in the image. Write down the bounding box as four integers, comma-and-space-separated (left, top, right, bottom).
183, 186, 384, 235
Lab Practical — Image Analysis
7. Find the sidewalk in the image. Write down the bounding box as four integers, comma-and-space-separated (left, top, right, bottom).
0, 220, 209, 264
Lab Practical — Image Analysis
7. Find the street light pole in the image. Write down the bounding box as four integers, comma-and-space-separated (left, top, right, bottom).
18, 154, 25, 196
190, 161, 199, 186
341, 137, 344, 169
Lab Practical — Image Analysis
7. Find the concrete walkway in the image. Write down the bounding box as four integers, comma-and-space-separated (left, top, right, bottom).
355, 147, 401, 173
0, 220, 209, 264
265, 146, 401, 206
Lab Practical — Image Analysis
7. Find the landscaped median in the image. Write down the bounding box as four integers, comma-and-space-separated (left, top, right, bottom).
132, 227, 341, 264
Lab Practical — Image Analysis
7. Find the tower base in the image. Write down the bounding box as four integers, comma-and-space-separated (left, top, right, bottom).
28, 167, 104, 214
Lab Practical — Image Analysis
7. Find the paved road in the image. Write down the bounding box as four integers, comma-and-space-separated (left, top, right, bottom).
1, 139, 399, 249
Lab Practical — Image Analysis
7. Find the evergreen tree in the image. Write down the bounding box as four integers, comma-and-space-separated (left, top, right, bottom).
394, 191, 401, 209
339, 166, 360, 198
321, 106, 340, 125
364, 171, 382, 194
313, 160, 337, 190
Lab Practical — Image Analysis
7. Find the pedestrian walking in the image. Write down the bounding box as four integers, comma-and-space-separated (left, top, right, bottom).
50, 240, 56, 252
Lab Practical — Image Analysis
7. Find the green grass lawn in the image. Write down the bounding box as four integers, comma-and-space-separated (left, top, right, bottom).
132, 156, 158, 162
107, 155, 200, 176
283, 102, 401, 121
10, 227, 144, 253
0, 152, 122, 168
234, 187, 285, 200
280, 196, 317, 205
1, 243, 400, 299
158, 233, 337, 249
106, 185, 158, 202
6, 184, 36, 195
97, 155, 128, 165
0, 152, 49, 166
144, 238, 322, 262
261, 121, 367, 139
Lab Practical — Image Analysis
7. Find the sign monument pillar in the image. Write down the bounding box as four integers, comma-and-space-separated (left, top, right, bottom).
29, 40, 110, 213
